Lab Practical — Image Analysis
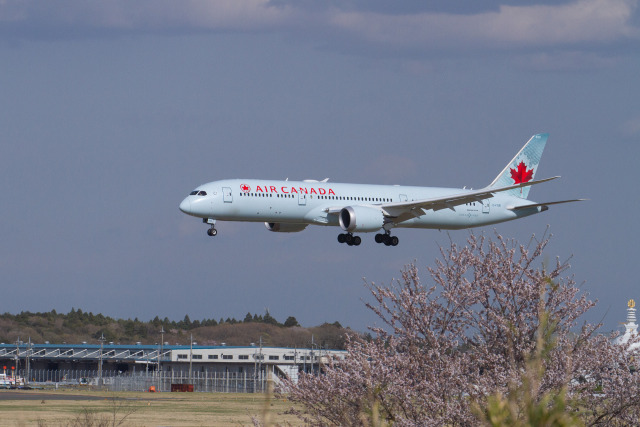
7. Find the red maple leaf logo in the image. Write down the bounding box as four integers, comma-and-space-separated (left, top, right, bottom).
240, 184, 250, 193
510, 161, 534, 184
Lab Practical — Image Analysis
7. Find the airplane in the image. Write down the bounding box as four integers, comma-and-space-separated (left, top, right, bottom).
179, 134, 584, 246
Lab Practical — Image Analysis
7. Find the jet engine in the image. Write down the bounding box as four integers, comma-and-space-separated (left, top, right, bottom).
264, 222, 309, 233
339, 206, 384, 233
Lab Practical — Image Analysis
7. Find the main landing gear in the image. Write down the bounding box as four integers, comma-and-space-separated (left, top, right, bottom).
375, 232, 399, 246
203, 218, 217, 237
338, 232, 399, 246
338, 233, 361, 246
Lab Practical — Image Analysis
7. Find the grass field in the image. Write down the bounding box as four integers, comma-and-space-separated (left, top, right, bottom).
0, 389, 303, 426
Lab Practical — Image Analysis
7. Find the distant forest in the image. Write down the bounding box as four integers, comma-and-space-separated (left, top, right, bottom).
0, 309, 351, 350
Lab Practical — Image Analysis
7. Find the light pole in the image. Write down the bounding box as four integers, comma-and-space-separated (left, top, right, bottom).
25, 337, 31, 386
158, 327, 165, 392
14, 338, 20, 386
98, 333, 105, 388
189, 333, 193, 385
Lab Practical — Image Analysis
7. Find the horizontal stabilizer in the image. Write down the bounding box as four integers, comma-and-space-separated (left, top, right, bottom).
508, 199, 587, 211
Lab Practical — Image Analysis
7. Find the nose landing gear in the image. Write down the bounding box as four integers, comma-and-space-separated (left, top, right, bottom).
203, 218, 217, 237
338, 233, 361, 246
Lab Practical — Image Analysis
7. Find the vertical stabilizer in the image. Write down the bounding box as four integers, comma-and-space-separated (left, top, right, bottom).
488, 133, 548, 199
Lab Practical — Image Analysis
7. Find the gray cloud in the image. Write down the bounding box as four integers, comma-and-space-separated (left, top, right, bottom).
0, 0, 297, 39
328, 0, 639, 50
1, 0, 638, 53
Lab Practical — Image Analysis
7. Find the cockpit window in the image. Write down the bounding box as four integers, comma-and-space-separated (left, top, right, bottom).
198, 191, 207, 196
189, 191, 198, 195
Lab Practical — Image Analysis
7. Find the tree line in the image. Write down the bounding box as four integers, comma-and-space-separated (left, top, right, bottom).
3, 308, 305, 330
0, 309, 347, 349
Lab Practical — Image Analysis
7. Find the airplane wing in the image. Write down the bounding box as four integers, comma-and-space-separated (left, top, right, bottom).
507, 199, 587, 211
380, 176, 560, 222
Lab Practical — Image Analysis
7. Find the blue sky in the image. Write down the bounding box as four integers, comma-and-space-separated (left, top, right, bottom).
1, 0, 639, 335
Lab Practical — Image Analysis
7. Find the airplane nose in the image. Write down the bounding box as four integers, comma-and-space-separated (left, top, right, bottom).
179, 198, 191, 213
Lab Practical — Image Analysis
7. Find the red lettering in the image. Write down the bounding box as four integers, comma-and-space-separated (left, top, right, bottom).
310, 188, 317, 195
319, 188, 326, 195
256, 186, 263, 193
281, 187, 289, 193
269, 186, 277, 193
291, 187, 298, 194
299, 187, 308, 194
328, 189, 335, 195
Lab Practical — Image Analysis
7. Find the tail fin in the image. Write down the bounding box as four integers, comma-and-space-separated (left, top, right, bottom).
488, 133, 548, 199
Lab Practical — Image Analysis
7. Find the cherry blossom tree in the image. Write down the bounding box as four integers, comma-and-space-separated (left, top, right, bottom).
283, 232, 640, 426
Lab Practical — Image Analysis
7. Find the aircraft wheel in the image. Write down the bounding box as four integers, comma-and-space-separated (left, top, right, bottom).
345, 233, 353, 244
391, 236, 399, 246
346, 240, 353, 246
353, 236, 362, 246
384, 238, 391, 246
338, 234, 346, 243
207, 228, 217, 237
375, 234, 383, 243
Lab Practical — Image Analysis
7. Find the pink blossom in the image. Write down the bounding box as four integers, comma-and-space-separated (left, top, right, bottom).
282, 231, 640, 426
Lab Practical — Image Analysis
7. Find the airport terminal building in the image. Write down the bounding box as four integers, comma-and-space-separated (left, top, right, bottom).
0, 342, 346, 392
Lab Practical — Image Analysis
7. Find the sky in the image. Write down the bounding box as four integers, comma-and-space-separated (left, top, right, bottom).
1, 0, 639, 338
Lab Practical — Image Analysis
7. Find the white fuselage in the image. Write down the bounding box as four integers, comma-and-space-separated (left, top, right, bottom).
179, 179, 541, 231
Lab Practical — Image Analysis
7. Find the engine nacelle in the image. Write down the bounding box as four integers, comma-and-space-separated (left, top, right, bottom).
264, 222, 308, 233
339, 206, 384, 233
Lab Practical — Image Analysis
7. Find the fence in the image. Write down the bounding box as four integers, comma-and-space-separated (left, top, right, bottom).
108, 370, 269, 393
15, 368, 118, 383
11, 369, 269, 393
